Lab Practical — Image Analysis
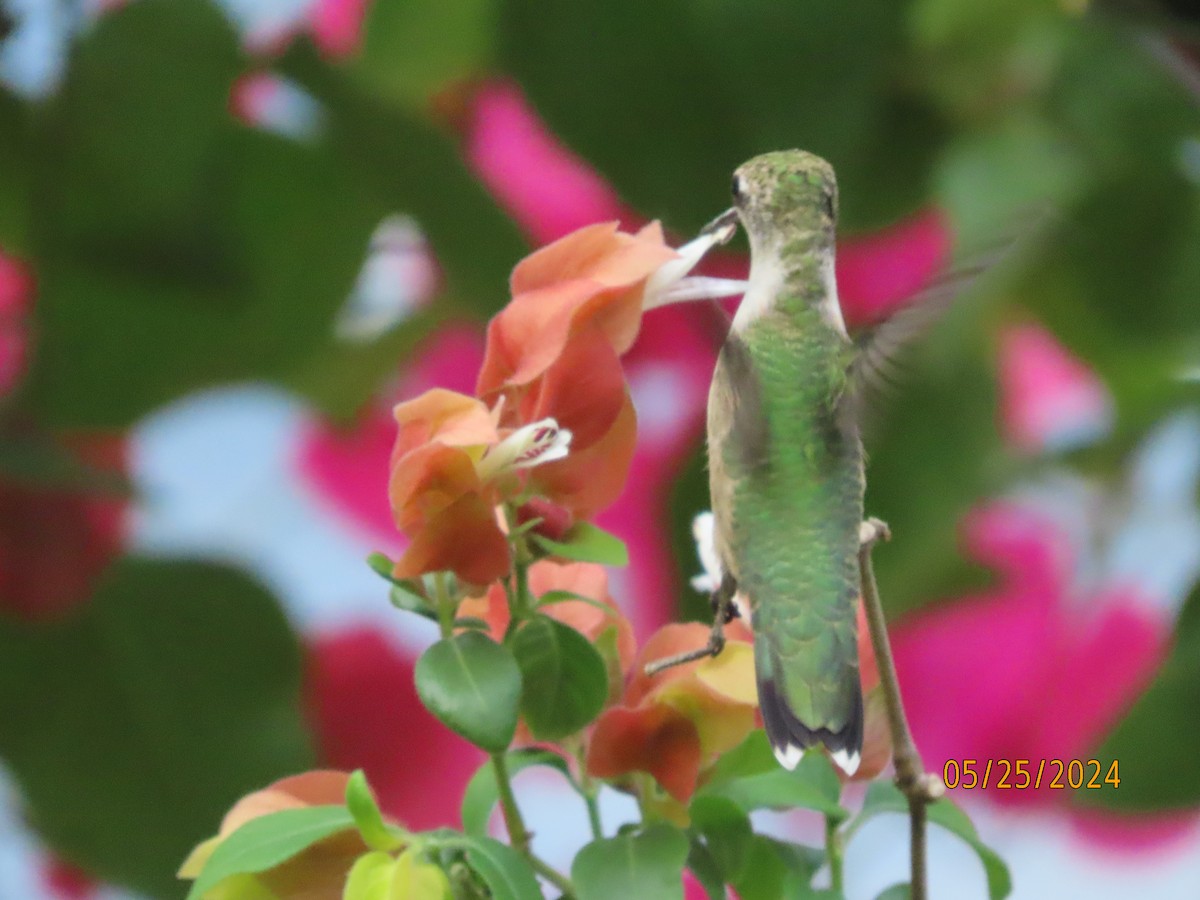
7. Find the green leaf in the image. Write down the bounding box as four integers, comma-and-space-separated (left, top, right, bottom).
346, 770, 405, 852
688, 795, 753, 883
508, 615, 609, 741
703, 728, 777, 787
366, 556, 438, 620
876, 884, 912, 900
854, 783, 1011, 900
536, 589, 615, 614
729, 835, 824, 900
499, 0, 944, 233
415, 632, 521, 753
0, 559, 314, 897
461, 749, 575, 836
343, 851, 398, 900
353, 0, 495, 108
449, 835, 543, 900
702, 751, 848, 821
1089, 586, 1200, 811
186, 806, 355, 900
530, 521, 629, 567
572, 825, 690, 900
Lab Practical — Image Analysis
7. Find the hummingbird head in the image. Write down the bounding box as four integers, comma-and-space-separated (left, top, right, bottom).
730, 150, 838, 255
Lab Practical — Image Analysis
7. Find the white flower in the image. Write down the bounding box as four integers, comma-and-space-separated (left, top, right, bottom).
643, 210, 748, 311
476, 418, 572, 482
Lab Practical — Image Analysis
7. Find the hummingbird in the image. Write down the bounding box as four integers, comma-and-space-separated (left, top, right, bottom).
706, 149, 867, 774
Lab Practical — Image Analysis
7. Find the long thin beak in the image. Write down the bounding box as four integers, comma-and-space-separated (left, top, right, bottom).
701, 207, 740, 245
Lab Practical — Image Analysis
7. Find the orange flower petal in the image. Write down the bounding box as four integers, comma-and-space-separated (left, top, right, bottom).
529, 561, 637, 672
388, 444, 484, 534
392, 493, 510, 587
531, 392, 636, 519
391, 388, 496, 464
457, 582, 511, 642
848, 687, 893, 782
856, 599, 879, 692
587, 703, 702, 803
510, 221, 676, 300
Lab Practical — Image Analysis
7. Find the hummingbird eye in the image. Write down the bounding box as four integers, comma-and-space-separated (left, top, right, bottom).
731, 174, 746, 204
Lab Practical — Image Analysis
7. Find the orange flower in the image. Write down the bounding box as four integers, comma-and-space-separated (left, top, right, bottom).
387, 388, 571, 586
476, 221, 736, 519
179, 771, 368, 900
587, 621, 758, 803
847, 599, 892, 782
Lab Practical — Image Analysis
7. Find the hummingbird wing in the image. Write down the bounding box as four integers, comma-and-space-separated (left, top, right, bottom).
843, 219, 1044, 424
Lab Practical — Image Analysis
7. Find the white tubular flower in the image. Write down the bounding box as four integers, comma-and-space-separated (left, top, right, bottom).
476, 418, 572, 482
643, 210, 748, 311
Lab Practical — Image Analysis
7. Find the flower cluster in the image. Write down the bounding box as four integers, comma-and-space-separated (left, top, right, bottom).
386, 221, 731, 588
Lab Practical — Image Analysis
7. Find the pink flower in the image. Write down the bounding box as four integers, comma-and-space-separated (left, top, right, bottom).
997, 321, 1114, 454
835, 207, 951, 328
0, 435, 127, 622
0, 250, 32, 400
891, 503, 1176, 816
307, 0, 370, 58
464, 81, 628, 244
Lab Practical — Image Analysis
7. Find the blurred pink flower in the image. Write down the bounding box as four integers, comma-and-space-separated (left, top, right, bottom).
890, 500, 1195, 845
307, 0, 371, 58
997, 322, 1114, 454
0, 250, 32, 401
298, 326, 484, 544
0, 435, 128, 622
835, 207, 951, 328
305, 628, 485, 830
41, 856, 97, 899
464, 81, 629, 245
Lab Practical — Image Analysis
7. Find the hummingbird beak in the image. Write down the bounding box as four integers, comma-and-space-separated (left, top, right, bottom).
701, 207, 740, 245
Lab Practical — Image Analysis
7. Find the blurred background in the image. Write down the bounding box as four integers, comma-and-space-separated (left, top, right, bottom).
1, 0, 1199, 897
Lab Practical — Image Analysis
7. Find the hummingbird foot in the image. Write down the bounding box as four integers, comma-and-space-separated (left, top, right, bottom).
858, 517, 891, 550
643, 574, 738, 677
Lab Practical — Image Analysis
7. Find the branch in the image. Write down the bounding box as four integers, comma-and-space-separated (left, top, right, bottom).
491, 752, 576, 897
858, 518, 944, 900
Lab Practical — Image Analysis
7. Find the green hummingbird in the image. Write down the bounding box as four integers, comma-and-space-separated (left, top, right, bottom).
705, 149, 869, 773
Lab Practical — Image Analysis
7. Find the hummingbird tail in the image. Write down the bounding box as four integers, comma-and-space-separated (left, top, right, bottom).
756, 644, 864, 775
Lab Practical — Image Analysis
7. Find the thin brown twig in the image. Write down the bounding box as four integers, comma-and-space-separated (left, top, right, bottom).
858, 518, 944, 900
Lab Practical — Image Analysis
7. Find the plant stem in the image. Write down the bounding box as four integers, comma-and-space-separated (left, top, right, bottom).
491, 753, 575, 896
825, 814, 844, 894
433, 572, 454, 639
858, 518, 943, 900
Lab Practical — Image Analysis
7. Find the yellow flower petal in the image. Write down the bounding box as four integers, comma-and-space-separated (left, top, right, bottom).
695, 641, 758, 706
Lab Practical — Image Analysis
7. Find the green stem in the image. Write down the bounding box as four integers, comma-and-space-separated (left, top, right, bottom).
825, 814, 844, 894
490, 753, 575, 896
433, 572, 455, 639
568, 736, 604, 840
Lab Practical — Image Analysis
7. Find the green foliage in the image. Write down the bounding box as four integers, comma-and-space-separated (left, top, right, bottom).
353, 0, 496, 108
856, 783, 1012, 899
451, 835, 544, 900
530, 521, 630, 566
508, 614, 609, 740
460, 749, 576, 836
572, 825, 691, 900
498, 0, 945, 233
186, 806, 355, 900
415, 632, 522, 752
1089, 586, 1200, 811
347, 770, 407, 852
0, 559, 314, 897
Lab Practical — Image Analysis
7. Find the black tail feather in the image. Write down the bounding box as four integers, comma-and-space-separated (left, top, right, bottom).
758, 674, 863, 771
